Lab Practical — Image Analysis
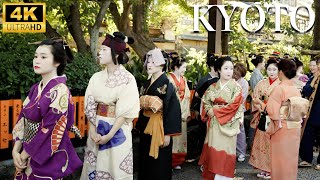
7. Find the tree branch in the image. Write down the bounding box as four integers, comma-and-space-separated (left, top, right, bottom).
63, 0, 90, 54
90, 0, 112, 60
109, 1, 121, 28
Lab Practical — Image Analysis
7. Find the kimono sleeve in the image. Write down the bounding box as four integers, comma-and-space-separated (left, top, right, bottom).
115, 75, 140, 120
163, 82, 181, 136
201, 85, 214, 121
302, 77, 314, 98
23, 84, 74, 165
85, 74, 98, 125
266, 86, 284, 121
13, 84, 38, 142
213, 84, 243, 125
252, 81, 264, 112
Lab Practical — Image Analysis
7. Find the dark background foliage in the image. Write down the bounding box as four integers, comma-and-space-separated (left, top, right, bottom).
0, 30, 100, 99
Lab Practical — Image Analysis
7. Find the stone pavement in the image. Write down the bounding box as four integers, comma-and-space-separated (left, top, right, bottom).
1, 150, 320, 180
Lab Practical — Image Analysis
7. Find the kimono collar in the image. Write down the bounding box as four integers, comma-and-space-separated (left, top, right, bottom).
269, 77, 278, 85
37, 75, 67, 97
104, 65, 123, 76
219, 79, 231, 90
170, 72, 182, 83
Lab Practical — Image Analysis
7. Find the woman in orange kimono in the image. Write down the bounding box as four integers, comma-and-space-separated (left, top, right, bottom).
266, 60, 304, 180
249, 59, 280, 179
199, 56, 243, 180
168, 56, 191, 170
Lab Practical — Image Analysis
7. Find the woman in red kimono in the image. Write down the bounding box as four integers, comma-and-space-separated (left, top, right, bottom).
249, 59, 280, 179
200, 56, 243, 180
168, 56, 191, 170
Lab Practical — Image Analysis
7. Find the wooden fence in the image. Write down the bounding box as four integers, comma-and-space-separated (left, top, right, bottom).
0, 96, 87, 149
0, 90, 252, 150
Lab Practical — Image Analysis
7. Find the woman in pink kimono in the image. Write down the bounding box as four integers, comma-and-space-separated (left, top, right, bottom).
81, 32, 140, 180
266, 59, 304, 180
168, 56, 191, 170
249, 59, 280, 179
199, 56, 243, 180
12, 39, 82, 179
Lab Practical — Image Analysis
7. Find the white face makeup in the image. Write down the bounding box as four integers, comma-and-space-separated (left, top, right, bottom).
33, 45, 59, 75
146, 56, 163, 75
175, 62, 187, 76
266, 63, 278, 79
219, 61, 234, 81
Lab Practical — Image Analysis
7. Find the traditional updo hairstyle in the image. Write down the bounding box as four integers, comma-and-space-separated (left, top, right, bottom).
162, 50, 169, 72
291, 57, 303, 69
278, 59, 297, 79
102, 32, 134, 65
206, 54, 218, 68
265, 58, 278, 69
170, 56, 187, 71
39, 38, 74, 76
249, 53, 264, 67
214, 56, 232, 77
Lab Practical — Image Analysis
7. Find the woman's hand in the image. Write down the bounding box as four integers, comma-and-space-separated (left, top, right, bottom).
96, 133, 113, 145
161, 135, 170, 148
207, 108, 214, 117
90, 131, 101, 143
253, 98, 261, 105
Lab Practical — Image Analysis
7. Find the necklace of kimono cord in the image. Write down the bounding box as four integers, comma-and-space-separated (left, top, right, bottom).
302, 75, 320, 138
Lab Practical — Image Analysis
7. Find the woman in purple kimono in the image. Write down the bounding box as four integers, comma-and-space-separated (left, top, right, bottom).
12, 38, 82, 179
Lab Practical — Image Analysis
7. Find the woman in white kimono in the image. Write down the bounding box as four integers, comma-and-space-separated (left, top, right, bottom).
168, 55, 191, 170
81, 32, 140, 180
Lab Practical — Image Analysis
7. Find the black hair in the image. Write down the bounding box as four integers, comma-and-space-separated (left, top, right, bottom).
278, 59, 297, 79
214, 56, 232, 73
39, 38, 73, 76
265, 58, 278, 69
162, 50, 169, 72
292, 57, 303, 68
207, 54, 218, 68
110, 32, 134, 65
170, 56, 187, 71
249, 54, 264, 67
310, 56, 320, 64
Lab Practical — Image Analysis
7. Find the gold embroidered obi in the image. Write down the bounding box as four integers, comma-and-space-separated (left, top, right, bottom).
97, 103, 116, 118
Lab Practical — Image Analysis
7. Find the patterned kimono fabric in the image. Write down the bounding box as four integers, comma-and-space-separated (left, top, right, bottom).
199, 79, 243, 180
80, 65, 140, 180
136, 73, 182, 180
266, 80, 301, 180
12, 76, 82, 179
249, 78, 280, 173
168, 73, 191, 167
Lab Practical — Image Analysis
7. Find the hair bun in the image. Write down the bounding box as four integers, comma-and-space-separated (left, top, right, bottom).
127, 37, 134, 44
113, 32, 134, 44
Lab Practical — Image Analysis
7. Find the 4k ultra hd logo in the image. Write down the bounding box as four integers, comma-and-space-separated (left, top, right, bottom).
2, 3, 46, 33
